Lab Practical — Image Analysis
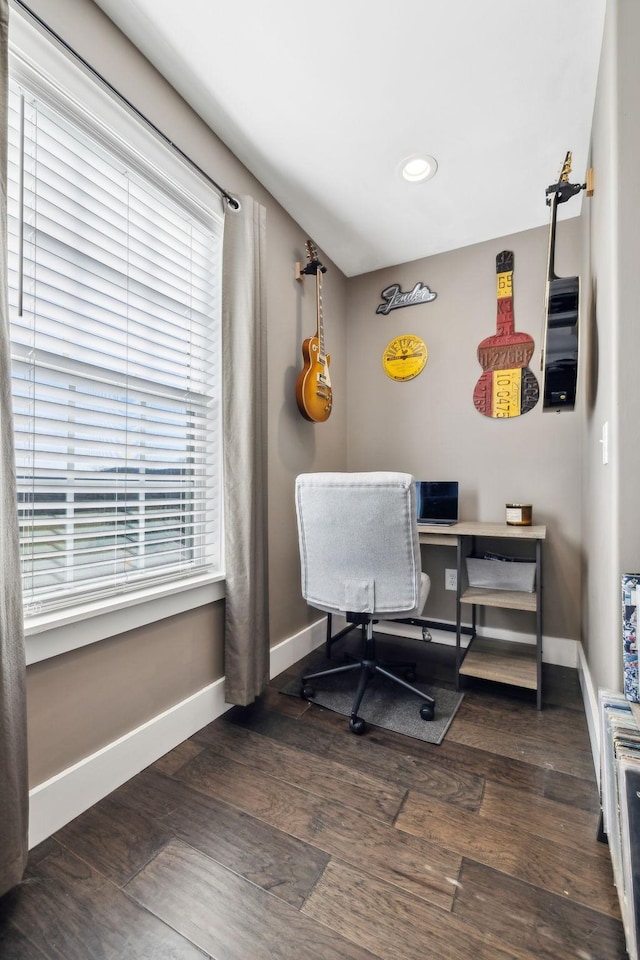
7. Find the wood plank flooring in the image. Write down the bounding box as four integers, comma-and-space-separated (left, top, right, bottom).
0, 640, 630, 959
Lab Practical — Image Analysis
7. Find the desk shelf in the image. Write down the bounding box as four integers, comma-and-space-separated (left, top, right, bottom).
458, 636, 537, 690
460, 586, 537, 612
418, 520, 546, 708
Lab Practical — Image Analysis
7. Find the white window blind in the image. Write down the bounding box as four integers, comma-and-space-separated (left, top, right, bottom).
6, 71, 223, 615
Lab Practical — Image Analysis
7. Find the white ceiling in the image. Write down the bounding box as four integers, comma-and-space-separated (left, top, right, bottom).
93, 0, 607, 277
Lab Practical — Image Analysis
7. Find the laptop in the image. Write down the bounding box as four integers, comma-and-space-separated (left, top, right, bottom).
415, 481, 459, 525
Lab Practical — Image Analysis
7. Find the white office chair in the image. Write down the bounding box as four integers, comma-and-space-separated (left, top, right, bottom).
295, 471, 435, 735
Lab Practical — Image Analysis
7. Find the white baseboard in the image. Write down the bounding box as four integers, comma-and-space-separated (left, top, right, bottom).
273, 612, 579, 671
577, 642, 601, 784
28, 677, 231, 849
269, 616, 327, 678
367, 617, 579, 668
29, 617, 328, 849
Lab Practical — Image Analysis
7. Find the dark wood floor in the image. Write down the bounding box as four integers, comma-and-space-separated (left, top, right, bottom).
0, 636, 630, 959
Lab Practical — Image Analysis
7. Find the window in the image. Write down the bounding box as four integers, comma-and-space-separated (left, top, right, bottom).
7, 22, 224, 618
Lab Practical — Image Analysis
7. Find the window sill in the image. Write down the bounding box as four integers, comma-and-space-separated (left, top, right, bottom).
24, 574, 226, 666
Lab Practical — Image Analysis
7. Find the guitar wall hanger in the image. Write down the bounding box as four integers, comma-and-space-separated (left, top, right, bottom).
545, 166, 594, 204
295, 258, 327, 281
545, 180, 585, 204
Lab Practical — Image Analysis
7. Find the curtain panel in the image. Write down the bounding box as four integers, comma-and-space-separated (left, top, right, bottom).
0, 0, 29, 898
222, 197, 270, 705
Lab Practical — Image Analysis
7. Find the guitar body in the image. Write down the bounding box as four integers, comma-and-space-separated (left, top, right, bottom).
541, 152, 583, 410
296, 336, 332, 422
473, 250, 539, 418
542, 273, 579, 409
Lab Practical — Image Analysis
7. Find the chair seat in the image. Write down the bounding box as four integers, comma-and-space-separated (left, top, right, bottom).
383, 571, 430, 620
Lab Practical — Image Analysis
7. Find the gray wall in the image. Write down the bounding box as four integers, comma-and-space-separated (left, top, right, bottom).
581, 0, 619, 692
21, 0, 348, 786
27, 604, 224, 785
582, 0, 640, 694
346, 222, 583, 643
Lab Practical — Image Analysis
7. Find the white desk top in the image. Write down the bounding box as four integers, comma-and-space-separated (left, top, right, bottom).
417, 520, 546, 540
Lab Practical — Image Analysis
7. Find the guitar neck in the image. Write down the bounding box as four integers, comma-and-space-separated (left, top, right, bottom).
495, 251, 515, 336
546, 153, 583, 284
546, 191, 559, 283
316, 269, 325, 357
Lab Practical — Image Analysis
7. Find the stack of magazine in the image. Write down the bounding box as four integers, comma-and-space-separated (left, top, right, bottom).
599, 689, 640, 960
622, 573, 640, 702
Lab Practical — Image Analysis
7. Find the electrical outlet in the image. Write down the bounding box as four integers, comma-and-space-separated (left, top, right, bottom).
445, 568, 457, 591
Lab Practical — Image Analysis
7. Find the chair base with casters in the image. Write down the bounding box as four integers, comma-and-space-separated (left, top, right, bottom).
301, 612, 435, 735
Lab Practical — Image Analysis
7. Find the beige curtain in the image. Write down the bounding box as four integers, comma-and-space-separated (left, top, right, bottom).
222, 197, 270, 705
0, 0, 29, 897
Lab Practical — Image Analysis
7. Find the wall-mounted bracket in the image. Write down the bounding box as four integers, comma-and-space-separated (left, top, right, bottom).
586, 167, 595, 197
296, 257, 326, 280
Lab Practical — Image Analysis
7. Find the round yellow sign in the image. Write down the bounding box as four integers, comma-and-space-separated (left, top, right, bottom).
382, 334, 428, 381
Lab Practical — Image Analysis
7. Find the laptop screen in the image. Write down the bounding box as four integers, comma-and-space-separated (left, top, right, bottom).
415, 481, 459, 524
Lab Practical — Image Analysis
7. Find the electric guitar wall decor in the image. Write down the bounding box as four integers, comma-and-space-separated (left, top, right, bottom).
541, 151, 584, 410
473, 250, 539, 418
295, 241, 333, 422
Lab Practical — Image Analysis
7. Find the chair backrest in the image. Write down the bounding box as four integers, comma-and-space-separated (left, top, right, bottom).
295, 471, 422, 616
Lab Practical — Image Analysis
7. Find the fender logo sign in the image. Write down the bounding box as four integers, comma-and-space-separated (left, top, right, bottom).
376, 282, 437, 315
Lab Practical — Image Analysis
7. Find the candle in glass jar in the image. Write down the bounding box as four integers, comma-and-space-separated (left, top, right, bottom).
505, 503, 532, 526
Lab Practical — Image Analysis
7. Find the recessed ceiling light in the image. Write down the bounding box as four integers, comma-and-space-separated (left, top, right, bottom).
400, 154, 438, 183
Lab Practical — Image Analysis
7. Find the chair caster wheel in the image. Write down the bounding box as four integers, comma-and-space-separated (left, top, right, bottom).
301, 684, 315, 700
420, 702, 435, 721
349, 716, 366, 735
